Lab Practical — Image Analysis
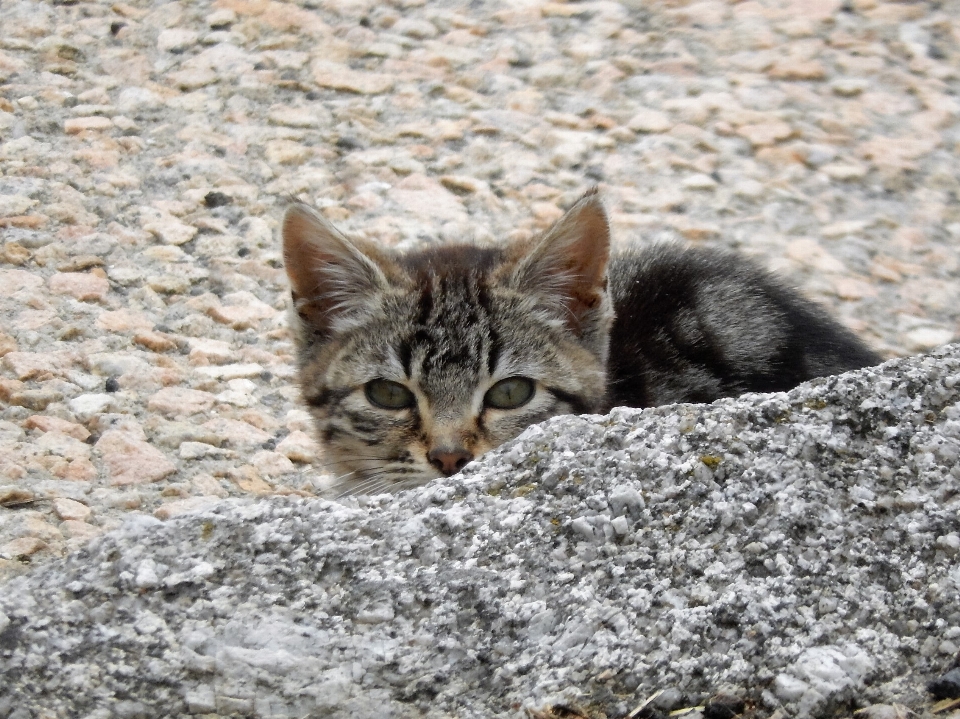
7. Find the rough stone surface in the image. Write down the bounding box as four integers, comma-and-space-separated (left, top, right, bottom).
95, 429, 177, 486
2, 347, 960, 718
50, 497, 91, 522
147, 387, 217, 417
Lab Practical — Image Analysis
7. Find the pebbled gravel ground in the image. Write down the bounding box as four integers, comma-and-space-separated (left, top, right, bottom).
0, 0, 959, 652
2, 345, 960, 718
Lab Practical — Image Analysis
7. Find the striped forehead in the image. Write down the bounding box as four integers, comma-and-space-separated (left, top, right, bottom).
399, 271, 499, 384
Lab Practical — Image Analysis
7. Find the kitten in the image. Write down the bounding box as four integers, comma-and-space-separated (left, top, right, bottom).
282, 190, 879, 493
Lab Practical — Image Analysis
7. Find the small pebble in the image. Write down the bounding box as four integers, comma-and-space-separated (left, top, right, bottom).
929, 669, 960, 700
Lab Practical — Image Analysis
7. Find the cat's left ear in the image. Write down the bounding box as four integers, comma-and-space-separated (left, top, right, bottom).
507, 189, 612, 335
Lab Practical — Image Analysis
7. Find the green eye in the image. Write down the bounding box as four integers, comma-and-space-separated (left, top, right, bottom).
484, 377, 535, 410
365, 379, 415, 410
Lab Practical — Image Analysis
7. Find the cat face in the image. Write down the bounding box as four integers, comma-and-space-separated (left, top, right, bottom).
282, 191, 613, 493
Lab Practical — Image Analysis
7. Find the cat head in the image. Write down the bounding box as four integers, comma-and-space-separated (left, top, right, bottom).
282, 190, 613, 494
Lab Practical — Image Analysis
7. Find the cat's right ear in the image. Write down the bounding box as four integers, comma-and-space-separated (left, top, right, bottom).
282, 203, 393, 336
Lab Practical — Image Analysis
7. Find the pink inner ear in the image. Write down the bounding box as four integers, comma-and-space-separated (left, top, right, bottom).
281, 204, 364, 334
282, 206, 333, 301
281, 204, 397, 335
561, 195, 611, 294
514, 192, 612, 333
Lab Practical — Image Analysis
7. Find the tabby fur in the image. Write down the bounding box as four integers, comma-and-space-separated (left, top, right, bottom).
282, 190, 879, 493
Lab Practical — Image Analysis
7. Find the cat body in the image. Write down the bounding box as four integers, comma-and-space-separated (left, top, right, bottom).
282, 191, 879, 492
606, 245, 879, 408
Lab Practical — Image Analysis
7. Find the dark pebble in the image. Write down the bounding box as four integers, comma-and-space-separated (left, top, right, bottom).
336, 136, 361, 150
703, 693, 746, 719
928, 668, 960, 700
104, 378, 120, 393
628, 707, 667, 719
650, 688, 685, 711
203, 191, 232, 208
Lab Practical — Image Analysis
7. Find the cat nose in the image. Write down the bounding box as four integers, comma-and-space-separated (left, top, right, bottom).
427, 447, 473, 476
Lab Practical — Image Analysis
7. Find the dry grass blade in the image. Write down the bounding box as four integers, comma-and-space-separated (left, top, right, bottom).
668, 707, 705, 717
932, 698, 960, 714
627, 690, 665, 719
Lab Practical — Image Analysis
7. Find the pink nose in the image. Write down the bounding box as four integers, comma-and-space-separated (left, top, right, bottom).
427, 447, 473, 476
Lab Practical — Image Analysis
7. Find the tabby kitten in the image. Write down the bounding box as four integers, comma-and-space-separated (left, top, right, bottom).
282, 190, 879, 493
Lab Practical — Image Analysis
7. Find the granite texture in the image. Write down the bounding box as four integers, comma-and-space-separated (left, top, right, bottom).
2, 345, 960, 718
2, 0, 960, 576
